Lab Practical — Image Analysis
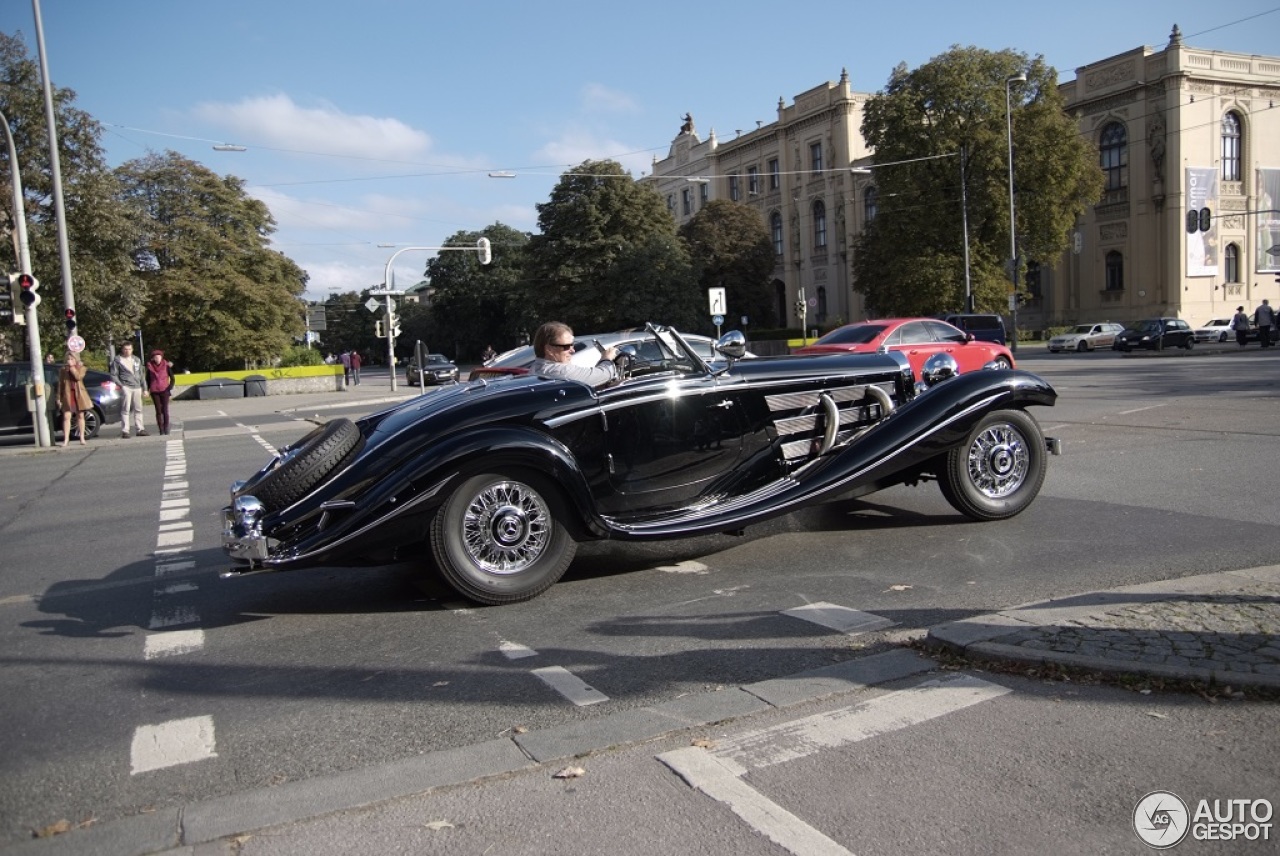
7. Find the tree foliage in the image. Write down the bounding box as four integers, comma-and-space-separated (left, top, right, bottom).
525, 159, 696, 332
679, 200, 777, 329
853, 46, 1102, 316
115, 151, 306, 370
0, 32, 137, 359
424, 223, 531, 359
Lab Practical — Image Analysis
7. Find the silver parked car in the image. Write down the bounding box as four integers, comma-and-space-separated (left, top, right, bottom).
1047, 322, 1125, 352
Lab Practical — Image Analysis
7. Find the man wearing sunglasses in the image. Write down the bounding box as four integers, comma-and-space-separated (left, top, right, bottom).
529, 321, 621, 389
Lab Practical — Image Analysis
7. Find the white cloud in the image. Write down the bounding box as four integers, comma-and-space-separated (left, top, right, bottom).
581, 83, 639, 114
191, 94, 433, 161
533, 128, 651, 178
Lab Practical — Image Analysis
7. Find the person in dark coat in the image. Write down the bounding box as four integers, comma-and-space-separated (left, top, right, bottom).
56, 352, 93, 447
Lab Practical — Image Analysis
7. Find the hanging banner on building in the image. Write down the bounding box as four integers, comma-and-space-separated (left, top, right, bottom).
1186, 167, 1219, 277
1257, 168, 1280, 271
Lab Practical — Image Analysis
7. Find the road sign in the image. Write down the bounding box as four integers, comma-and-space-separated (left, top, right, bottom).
66, 335, 85, 353
365, 297, 381, 313
712, 314, 724, 327
708, 287, 726, 316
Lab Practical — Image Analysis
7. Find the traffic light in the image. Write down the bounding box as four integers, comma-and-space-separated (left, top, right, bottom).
476, 237, 492, 265
65, 307, 77, 331
390, 314, 401, 338
16, 273, 39, 309
375, 320, 385, 338
1198, 207, 1212, 233
0, 273, 16, 325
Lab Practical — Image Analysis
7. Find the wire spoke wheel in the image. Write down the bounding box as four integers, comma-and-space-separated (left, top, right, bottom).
938, 409, 1047, 521
461, 481, 553, 574
964, 424, 1029, 499
432, 471, 577, 604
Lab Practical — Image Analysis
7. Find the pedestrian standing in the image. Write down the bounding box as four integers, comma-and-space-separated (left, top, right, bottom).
56, 351, 93, 447
111, 341, 147, 437
1254, 299, 1275, 348
350, 350, 362, 385
340, 351, 352, 386
1231, 306, 1251, 348
146, 349, 175, 435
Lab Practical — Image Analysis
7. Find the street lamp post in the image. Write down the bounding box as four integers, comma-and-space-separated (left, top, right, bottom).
377, 239, 493, 391
1006, 72, 1027, 352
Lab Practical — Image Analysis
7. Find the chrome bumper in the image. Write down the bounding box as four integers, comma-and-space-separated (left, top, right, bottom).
221, 494, 271, 566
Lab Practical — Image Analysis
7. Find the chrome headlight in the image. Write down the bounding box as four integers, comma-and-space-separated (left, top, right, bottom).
915, 352, 960, 393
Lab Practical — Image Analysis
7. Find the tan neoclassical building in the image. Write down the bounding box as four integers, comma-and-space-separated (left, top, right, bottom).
643, 27, 1280, 333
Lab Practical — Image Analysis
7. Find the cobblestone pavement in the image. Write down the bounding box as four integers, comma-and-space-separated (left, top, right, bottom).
927, 566, 1280, 689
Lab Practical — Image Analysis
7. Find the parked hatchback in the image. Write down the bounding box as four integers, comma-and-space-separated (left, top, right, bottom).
0, 362, 123, 440
405, 353, 459, 386
1113, 318, 1196, 351
1047, 322, 1125, 352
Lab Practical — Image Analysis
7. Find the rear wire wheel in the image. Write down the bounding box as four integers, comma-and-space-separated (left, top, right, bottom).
431, 471, 577, 605
937, 409, 1047, 521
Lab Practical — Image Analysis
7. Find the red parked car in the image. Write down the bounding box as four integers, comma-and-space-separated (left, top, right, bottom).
793, 318, 1015, 377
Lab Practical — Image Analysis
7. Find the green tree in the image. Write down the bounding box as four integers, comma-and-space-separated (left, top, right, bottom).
853, 46, 1102, 316
424, 223, 531, 359
115, 151, 306, 370
525, 159, 694, 332
0, 31, 138, 359
679, 200, 777, 329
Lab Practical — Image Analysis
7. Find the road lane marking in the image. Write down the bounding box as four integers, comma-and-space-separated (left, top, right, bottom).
659, 747, 854, 856
713, 674, 1011, 771
782, 602, 894, 635
1118, 403, 1168, 415
130, 715, 217, 774
657, 560, 711, 575
144, 629, 205, 659
532, 665, 609, 706
499, 640, 538, 659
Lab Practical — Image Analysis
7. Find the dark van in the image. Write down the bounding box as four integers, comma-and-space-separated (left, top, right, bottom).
940, 313, 1007, 346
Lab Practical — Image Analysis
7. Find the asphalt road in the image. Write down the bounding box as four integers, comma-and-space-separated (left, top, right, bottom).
1, 347, 1278, 851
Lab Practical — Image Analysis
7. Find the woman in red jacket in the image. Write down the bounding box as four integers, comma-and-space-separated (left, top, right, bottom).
146, 349, 175, 435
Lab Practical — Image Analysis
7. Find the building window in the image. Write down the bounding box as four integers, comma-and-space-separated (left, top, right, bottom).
700, 183, 708, 206
813, 200, 827, 248
1222, 112, 1242, 182
681, 188, 692, 216
768, 158, 780, 190
1105, 251, 1124, 291
864, 186, 878, 224
1225, 243, 1240, 283
747, 166, 760, 195
810, 142, 823, 174
666, 194, 675, 213
729, 174, 740, 201
817, 286, 828, 322
770, 212, 783, 256
1025, 261, 1042, 299
1100, 122, 1128, 193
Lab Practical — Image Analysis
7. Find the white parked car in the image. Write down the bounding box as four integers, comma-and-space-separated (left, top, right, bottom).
1193, 318, 1234, 343
1047, 322, 1125, 352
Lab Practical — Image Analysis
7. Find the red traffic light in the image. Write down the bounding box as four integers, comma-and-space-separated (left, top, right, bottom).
65, 308, 75, 319
16, 273, 40, 308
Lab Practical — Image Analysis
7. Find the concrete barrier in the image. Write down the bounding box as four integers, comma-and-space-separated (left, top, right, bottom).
172, 366, 345, 400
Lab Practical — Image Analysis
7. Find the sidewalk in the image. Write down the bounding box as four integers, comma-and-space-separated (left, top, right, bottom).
926, 566, 1280, 690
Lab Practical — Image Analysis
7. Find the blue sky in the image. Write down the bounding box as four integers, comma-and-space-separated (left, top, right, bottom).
3, 1, 1278, 301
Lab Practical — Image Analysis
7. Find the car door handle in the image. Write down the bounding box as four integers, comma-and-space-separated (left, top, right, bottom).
709, 400, 734, 410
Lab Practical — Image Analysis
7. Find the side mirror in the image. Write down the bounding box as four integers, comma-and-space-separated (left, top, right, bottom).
714, 330, 747, 360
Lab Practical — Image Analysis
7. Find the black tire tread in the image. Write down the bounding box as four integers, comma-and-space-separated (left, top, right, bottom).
253, 419, 361, 512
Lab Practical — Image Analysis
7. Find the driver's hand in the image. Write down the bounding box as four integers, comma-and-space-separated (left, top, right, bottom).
603, 346, 620, 361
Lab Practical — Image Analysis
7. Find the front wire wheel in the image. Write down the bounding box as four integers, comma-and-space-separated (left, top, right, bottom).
937, 409, 1047, 521
431, 472, 577, 604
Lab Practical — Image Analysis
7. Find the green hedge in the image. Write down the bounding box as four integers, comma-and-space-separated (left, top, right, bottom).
172, 365, 342, 385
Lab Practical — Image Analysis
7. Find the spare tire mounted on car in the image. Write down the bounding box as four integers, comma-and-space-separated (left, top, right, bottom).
246, 418, 363, 512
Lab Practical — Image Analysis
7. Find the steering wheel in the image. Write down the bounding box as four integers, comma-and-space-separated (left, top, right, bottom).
612, 349, 635, 384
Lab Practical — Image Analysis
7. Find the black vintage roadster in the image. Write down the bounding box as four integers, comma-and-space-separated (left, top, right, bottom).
223, 324, 1059, 604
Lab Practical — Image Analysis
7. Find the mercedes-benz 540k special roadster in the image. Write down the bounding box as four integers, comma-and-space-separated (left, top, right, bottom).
223, 324, 1060, 604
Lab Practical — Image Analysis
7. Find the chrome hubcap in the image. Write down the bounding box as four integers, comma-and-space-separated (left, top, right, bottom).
462, 481, 550, 574
966, 424, 1028, 498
